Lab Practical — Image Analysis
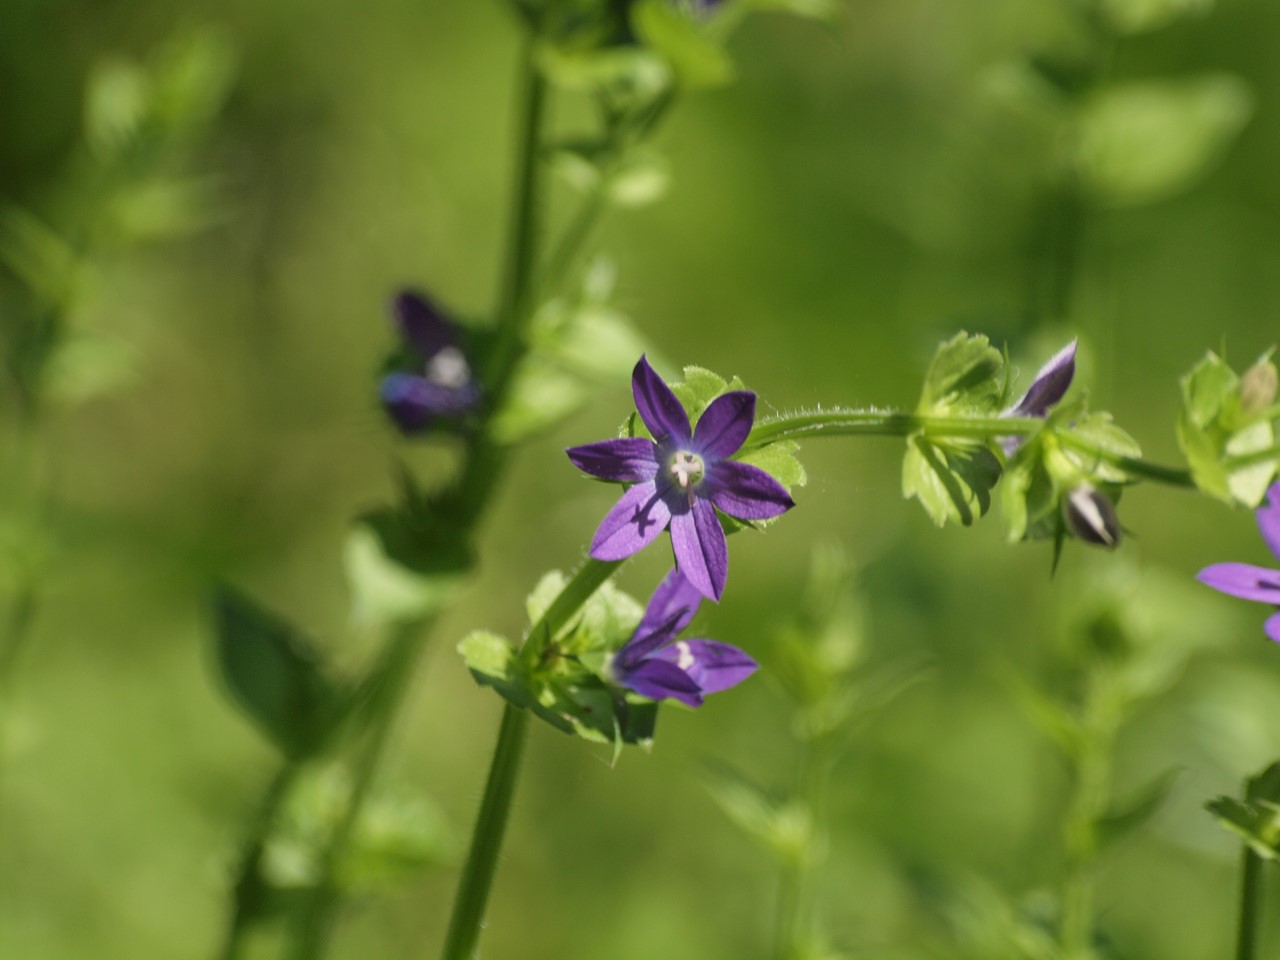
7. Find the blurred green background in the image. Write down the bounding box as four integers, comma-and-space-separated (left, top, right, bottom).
6, 1, 1280, 958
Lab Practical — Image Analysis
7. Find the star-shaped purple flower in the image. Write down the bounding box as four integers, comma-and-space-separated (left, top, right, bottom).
1198, 481, 1280, 642
567, 356, 795, 601
1001, 340, 1077, 454
381, 290, 481, 434
611, 569, 758, 707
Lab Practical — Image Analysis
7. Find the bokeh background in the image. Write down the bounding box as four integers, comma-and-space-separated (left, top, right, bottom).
5, 1, 1280, 958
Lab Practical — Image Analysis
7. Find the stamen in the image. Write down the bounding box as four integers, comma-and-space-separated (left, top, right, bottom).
669, 451, 704, 490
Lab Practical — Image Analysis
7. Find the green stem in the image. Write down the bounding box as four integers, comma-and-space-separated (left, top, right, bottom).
439, 703, 530, 960
746, 410, 1195, 488
287, 622, 429, 960
774, 734, 827, 960
1237, 845, 1263, 960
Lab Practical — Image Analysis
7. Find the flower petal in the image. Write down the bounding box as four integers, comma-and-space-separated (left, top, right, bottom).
1256, 482, 1280, 562
692, 391, 756, 459
618, 657, 704, 708
1267, 612, 1280, 644
626, 568, 703, 659
670, 497, 728, 601
391, 290, 455, 359
707, 460, 795, 521
650, 639, 758, 695
1197, 562, 1280, 603
567, 438, 659, 483
1010, 340, 1077, 417
381, 373, 477, 433
632, 355, 691, 443
589, 480, 672, 561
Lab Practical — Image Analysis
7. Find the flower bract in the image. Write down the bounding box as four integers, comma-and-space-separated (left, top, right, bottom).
566, 355, 794, 601
1198, 480, 1280, 641
380, 290, 480, 434
610, 569, 757, 707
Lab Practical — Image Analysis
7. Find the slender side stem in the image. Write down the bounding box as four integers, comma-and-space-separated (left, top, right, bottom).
439, 703, 530, 960
774, 734, 826, 960
746, 411, 1195, 488
288, 622, 428, 960
1237, 845, 1263, 960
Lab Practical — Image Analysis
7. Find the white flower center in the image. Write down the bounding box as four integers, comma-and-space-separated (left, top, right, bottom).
426, 346, 471, 388
669, 451, 705, 490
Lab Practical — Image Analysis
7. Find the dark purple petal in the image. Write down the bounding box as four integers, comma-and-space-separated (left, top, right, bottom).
1010, 340, 1077, 417
618, 657, 704, 708
649, 639, 758, 695
391, 290, 455, 360
567, 438, 659, 483
1257, 481, 1280, 562
618, 608, 686, 668
1266, 612, 1280, 644
589, 480, 672, 561
1196, 562, 1280, 604
632, 355, 691, 443
707, 460, 795, 521
381, 373, 477, 433
627, 568, 703, 657
691, 391, 756, 459
670, 497, 728, 601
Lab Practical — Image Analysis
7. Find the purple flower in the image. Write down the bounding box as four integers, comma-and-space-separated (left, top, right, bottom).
380, 291, 480, 434
1001, 340, 1077, 454
1198, 481, 1280, 642
610, 569, 757, 707
567, 356, 795, 601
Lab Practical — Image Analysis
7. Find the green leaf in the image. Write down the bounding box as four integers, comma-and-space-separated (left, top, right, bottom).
525, 571, 568, 626
670, 365, 738, 424
532, 299, 647, 385
1075, 75, 1253, 208
1097, 0, 1212, 35
344, 526, 461, 628
702, 763, 811, 862
916, 332, 1006, 416
1059, 413, 1143, 484
84, 58, 151, 158
1096, 768, 1181, 851
1207, 796, 1280, 860
1181, 351, 1238, 429
902, 437, 1001, 527
41, 331, 138, 407
1003, 668, 1085, 757
490, 355, 589, 443
607, 150, 671, 207
735, 439, 807, 492
630, 0, 734, 89
0, 207, 79, 306
340, 787, 458, 891
212, 588, 340, 760
534, 43, 672, 105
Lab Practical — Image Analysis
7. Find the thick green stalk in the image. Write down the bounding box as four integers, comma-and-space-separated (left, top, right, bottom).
1236, 845, 1263, 960
439, 704, 530, 960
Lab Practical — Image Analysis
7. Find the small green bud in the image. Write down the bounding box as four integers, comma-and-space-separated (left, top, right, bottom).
1239, 357, 1278, 418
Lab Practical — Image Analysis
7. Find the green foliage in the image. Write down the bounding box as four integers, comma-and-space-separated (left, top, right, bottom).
702, 762, 812, 863
903, 334, 1006, 527
459, 572, 655, 749
1176, 349, 1279, 506
630, 0, 735, 90
1208, 762, 1280, 860
1097, 0, 1212, 35
1074, 75, 1253, 208
1095, 767, 1181, 851
212, 588, 342, 761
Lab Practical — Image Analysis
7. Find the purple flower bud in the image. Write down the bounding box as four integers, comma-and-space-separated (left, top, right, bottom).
1001, 340, 1077, 455
1062, 484, 1121, 549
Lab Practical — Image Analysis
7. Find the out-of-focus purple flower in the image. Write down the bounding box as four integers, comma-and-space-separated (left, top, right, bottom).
566, 356, 794, 601
610, 569, 757, 707
1198, 481, 1280, 642
1000, 340, 1077, 454
380, 291, 481, 434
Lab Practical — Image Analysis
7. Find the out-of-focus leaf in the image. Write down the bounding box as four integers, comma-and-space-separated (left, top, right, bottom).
1075, 75, 1253, 208
534, 44, 672, 104
105, 176, 223, 243
149, 28, 237, 137
0, 207, 79, 305
490, 355, 588, 443
607, 150, 671, 207
344, 525, 462, 628
631, 0, 734, 89
84, 58, 150, 158
41, 331, 138, 406
745, 0, 841, 19
526, 571, 568, 626
1004, 668, 1085, 757
1096, 767, 1181, 850
212, 588, 341, 760
902, 437, 1001, 527
702, 762, 811, 862
1097, 0, 1212, 35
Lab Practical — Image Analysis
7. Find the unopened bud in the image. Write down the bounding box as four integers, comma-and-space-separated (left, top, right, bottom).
1240, 359, 1278, 418
1062, 484, 1121, 549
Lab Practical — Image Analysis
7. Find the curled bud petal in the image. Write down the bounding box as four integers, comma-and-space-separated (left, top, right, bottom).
1062, 484, 1121, 549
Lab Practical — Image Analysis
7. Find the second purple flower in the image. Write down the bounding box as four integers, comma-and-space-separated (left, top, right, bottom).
567, 356, 795, 601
